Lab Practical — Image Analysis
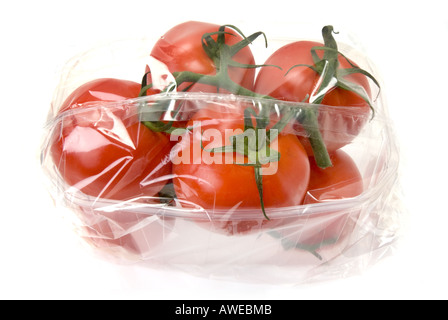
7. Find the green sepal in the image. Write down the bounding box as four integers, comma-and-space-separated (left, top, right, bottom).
254, 166, 269, 220
140, 71, 151, 96
228, 60, 282, 71
142, 120, 173, 133
285, 63, 319, 76
139, 83, 153, 97
229, 30, 268, 56
336, 76, 375, 117
202, 31, 228, 59
337, 67, 381, 102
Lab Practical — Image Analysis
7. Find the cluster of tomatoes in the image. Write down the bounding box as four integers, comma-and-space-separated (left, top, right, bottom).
49, 21, 376, 249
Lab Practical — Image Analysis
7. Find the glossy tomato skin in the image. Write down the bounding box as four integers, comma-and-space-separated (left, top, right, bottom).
150, 21, 256, 93
254, 41, 372, 155
50, 78, 172, 201
285, 150, 364, 247
171, 103, 310, 235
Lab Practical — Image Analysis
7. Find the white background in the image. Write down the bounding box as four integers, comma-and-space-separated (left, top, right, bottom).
1, 0, 447, 300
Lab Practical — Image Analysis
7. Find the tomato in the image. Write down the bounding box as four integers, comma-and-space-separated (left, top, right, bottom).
283, 150, 364, 248
59, 78, 142, 112
49, 78, 175, 256
150, 21, 256, 93
50, 78, 172, 201
171, 103, 310, 235
304, 149, 364, 204
254, 41, 372, 155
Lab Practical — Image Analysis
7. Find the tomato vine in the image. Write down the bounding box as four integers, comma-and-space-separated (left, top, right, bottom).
138, 24, 380, 220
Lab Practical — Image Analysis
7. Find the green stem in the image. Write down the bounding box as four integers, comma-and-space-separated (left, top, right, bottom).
300, 109, 332, 168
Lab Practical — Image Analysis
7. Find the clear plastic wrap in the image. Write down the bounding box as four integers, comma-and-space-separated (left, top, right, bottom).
41, 22, 403, 283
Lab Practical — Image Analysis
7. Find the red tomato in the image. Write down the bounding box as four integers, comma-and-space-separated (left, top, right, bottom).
304, 149, 364, 204
150, 21, 256, 93
59, 78, 142, 112
171, 103, 310, 235
284, 150, 364, 248
50, 78, 172, 201
50, 78, 175, 257
254, 41, 372, 155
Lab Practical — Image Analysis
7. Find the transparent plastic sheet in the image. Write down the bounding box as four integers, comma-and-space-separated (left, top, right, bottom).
40, 22, 404, 284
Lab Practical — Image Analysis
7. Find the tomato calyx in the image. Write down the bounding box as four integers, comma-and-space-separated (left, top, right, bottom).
286, 25, 380, 115
139, 25, 277, 97
201, 25, 278, 78
200, 105, 297, 221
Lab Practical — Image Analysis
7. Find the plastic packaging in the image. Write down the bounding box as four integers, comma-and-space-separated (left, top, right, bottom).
41, 22, 404, 283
